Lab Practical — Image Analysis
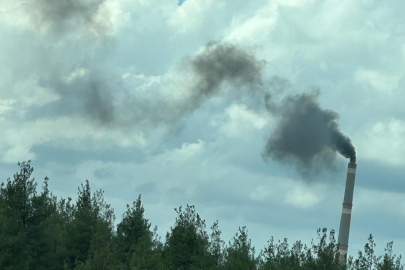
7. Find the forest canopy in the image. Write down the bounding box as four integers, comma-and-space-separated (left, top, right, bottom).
0, 161, 403, 270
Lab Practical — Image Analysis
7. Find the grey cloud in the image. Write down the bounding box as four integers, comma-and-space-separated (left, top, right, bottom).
355, 159, 405, 193
94, 167, 114, 179
32, 144, 146, 166
165, 187, 187, 205
136, 182, 158, 195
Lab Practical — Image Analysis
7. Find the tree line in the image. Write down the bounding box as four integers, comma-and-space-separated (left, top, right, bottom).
0, 161, 403, 270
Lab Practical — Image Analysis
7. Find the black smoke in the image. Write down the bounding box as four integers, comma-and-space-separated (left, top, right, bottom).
263, 91, 356, 174
171, 42, 266, 116
188, 44, 356, 173
189, 42, 264, 98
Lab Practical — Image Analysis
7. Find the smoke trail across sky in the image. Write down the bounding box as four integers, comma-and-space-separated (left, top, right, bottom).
19, 33, 356, 175
30, 42, 264, 127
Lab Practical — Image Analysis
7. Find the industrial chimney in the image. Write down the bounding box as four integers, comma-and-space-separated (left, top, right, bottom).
338, 158, 357, 263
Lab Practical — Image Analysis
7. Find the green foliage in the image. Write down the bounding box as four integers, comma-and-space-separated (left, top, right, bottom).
261, 237, 303, 270
376, 242, 404, 270
117, 195, 152, 255
208, 220, 225, 269
348, 236, 404, 270
163, 205, 212, 270
116, 195, 163, 269
0, 161, 404, 270
224, 226, 257, 270
65, 180, 116, 269
0, 161, 66, 270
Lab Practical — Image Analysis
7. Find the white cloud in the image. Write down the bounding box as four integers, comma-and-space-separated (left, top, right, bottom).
63, 67, 90, 84
285, 184, 323, 209
0, 1, 36, 30
356, 187, 405, 217
355, 68, 400, 92
0, 117, 147, 163
226, 2, 279, 44
152, 139, 206, 165
212, 104, 270, 140
250, 185, 272, 201
91, 0, 129, 36
5, 76, 61, 109
0, 100, 15, 116
359, 120, 405, 166
168, 0, 216, 34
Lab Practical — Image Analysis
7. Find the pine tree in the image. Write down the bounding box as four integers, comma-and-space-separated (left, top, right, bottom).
0, 161, 66, 269
65, 180, 115, 269
116, 195, 163, 269
163, 205, 212, 270
224, 226, 257, 270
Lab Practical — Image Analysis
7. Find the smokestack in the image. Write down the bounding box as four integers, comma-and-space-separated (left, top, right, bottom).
338, 158, 357, 263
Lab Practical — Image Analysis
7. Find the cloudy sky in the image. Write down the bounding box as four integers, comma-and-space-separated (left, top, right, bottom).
1, 0, 405, 257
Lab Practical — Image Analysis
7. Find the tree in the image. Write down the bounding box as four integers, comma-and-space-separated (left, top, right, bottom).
65, 180, 115, 269
0, 161, 69, 270
309, 228, 344, 270
1, 162, 405, 270
72, 236, 125, 270
208, 221, 225, 269
349, 236, 404, 270
351, 234, 378, 270
164, 205, 212, 270
224, 226, 257, 270
0, 161, 35, 269
260, 237, 303, 270
116, 195, 163, 269
376, 242, 404, 270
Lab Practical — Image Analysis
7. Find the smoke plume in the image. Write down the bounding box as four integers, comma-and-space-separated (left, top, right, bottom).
163, 42, 264, 122
187, 43, 356, 173
26, 35, 356, 174
189, 42, 264, 100
32, 70, 116, 124
263, 91, 356, 174
32, 42, 264, 126
150, 41, 264, 123
27, 0, 110, 35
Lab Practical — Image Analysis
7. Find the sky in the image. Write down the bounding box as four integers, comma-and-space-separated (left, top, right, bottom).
1, 0, 405, 258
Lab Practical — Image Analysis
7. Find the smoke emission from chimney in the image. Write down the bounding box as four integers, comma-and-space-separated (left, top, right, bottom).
187, 44, 356, 173
263, 91, 356, 174
31, 38, 356, 174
